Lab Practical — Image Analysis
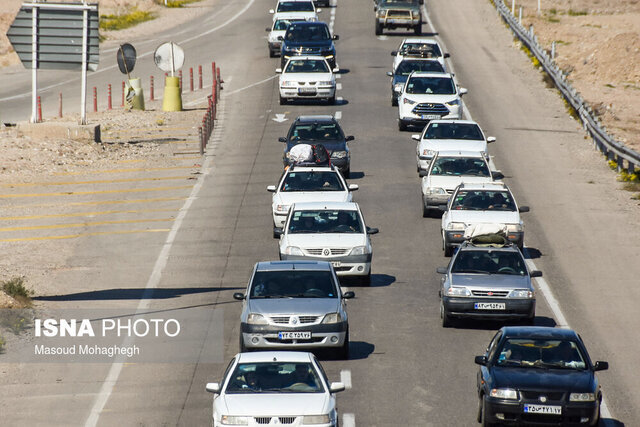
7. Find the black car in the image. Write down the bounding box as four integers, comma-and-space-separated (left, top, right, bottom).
280, 21, 339, 69
387, 58, 445, 106
475, 327, 608, 426
280, 115, 354, 177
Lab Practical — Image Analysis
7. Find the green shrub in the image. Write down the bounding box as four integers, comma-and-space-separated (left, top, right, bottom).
100, 9, 156, 31
2, 277, 31, 300
568, 9, 588, 16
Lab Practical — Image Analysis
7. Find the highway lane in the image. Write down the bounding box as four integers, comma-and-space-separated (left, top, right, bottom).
0, 0, 638, 425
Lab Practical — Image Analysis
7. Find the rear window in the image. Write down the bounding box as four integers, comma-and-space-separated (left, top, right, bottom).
423, 123, 483, 140
282, 171, 345, 192
396, 60, 444, 76
451, 190, 516, 211
429, 157, 490, 177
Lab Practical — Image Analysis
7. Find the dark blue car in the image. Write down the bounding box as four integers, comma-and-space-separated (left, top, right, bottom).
280, 21, 339, 69
387, 58, 445, 106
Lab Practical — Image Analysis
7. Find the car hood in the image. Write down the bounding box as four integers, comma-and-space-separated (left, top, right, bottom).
403, 94, 459, 103
448, 210, 521, 225
275, 192, 350, 206
220, 393, 329, 416
248, 298, 340, 316
283, 40, 334, 49
280, 72, 334, 82
490, 367, 594, 392
284, 233, 366, 248
424, 175, 493, 190
450, 273, 531, 289
419, 139, 487, 153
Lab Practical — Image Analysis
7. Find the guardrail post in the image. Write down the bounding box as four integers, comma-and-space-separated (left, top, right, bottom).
551, 41, 556, 61
519, 6, 523, 24
198, 65, 203, 90
93, 86, 97, 112
58, 92, 63, 118
37, 95, 42, 122
107, 84, 112, 110
150, 75, 155, 101
199, 126, 204, 155
511, 0, 515, 15
190, 67, 194, 92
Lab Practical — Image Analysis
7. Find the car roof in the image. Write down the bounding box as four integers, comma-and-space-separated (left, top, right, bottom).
255, 260, 333, 272
427, 119, 479, 126
291, 201, 358, 211
236, 351, 314, 363
458, 182, 508, 191
434, 150, 487, 158
402, 37, 439, 44
295, 115, 335, 122
285, 55, 329, 61
409, 71, 453, 78
500, 326, 580, 341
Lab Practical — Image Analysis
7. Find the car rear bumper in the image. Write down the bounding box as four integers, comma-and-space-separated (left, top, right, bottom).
445, 230, 524, 247
483, 397, 600, 426
280, 253, 371, 276
241, 322, 348, 349
443, 297, 535, 319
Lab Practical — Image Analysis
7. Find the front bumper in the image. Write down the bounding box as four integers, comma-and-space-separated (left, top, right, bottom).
483, 396, 600, 426
279, 85, 336, 100
280, 253, 371, 276
241, 321, 348, 349
443, 296, 535, 320
268, 41, 281, 51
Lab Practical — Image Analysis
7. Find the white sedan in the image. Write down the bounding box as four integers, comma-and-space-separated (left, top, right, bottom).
206, 351, 345, 427
277, 56, 337, 105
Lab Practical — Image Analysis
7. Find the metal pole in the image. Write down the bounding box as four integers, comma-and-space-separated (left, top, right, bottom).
170, 42, 175, 77
519, 7, 523, 24
31, 6, 38, 123
511, 0, 515, 15
551, 41, 556, 60
80, 5, 88, 124
537, 0, 541, 15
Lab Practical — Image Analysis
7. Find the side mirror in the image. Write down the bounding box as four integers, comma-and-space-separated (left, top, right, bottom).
265, 28, 271, 32
348, 184, 359, 191
487, 136, 496, 143
594, 361, 609, 371
267, 185, 277, 192
205, 382, 221, 394
278, 137, 287, 143
418, 170, 428, 177
269, 8, 275, 13
459, 87, 468, 95
444, 53, 450, 58
277, 35, 284, 41
386, 71, 393, 77
390, 51, 397, 56
332, 67, 340, 73
530, 270, 542, 278
492, 171, 504, 180
474, 355, 488, 366
332, 34, 339, 40
233, 293, 245, 301
366, 227, 379, 235
411, 134, 420, 141
436, 267, 448, 274
519, 206, 530, 213
329, 382, 346, 393
275, 68, 282, 74
274, 227, 284, 237
345, 135, 355, 142
343, 291, 355, 299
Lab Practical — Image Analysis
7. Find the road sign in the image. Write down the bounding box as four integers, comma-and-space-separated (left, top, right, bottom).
154, 42, 184, 76
117, 43, 137, 77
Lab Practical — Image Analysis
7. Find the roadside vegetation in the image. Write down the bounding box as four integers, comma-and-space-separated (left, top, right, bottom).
2, 276, 32, 307
99, 8, 156, 31
162, 0, 203, 7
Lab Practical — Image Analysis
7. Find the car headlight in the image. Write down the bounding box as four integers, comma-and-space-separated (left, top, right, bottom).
506, 224, 523, 232
490, 388, 519, 400
403, 98, 416, 105
508, 289, 535, 298
284, 246, 304, 256
446, 222, 466, 230
446, 98, 460, 106
321, 312, 343, 324
247, 313, 268, 325
446, 287, 471, 297
331, 150, 347, 159
281, 81, 296, 88
317, 81, 334, 85
302, 414, 331, 424
394, 83, 404, 93
421, 149, 436, 158
275, 204, 290, 213
221, 415, 249, 425
376, 10, 384, 17
570, 393, 595, 402
349, 245, 370, 255
426, 187, 446, 195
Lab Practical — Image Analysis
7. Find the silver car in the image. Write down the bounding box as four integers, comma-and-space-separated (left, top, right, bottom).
234, 260, 354, 358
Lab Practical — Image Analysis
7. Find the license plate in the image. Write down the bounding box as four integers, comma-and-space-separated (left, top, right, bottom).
421, 114, 441, 120
524, 404, 562, 415
474, 302, 506, 310
298, 87, 316, 94
331, 261, 341, 267
278, 331, 311, 340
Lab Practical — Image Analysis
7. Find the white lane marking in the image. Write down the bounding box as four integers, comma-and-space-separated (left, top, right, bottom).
335, 74, 341, 79
376, 35, 389, 40
272, 113, 288, 123
83, 138, 216, 427
336, 83, 342, 91
335, 111, 342, 120
337, 96, 343, 101
224, 75, 278, 96
0, 0, 257, 102
343, 413, 356, 427
340, 369, 352, 389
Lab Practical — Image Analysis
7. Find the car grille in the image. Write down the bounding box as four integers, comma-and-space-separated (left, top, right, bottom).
254, 417, 272, 424
471, 290, 509, 297
298, 81, 317, 86
521, 390, 565, 401
253, 417, 298, 425
279, 417, 297, 424
387, 9, 412, 18
265, 337, 325, 344
299, 47, 322, 54
270, 316, 319, 324
305, 248, 349, 256
412, 103, 449, 115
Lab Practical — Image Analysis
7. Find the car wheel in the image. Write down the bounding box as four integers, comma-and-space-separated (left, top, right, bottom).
414, 24, 422, 35
360, 272, 371, 286
239, 334, 248, 353
375, 22, 383, 36
441, 301, 453, 328
477, 394, 483, 422
269, 49, 276, 58
422, 199, 429, 218
328, 95, 336, 105
273, 227, 279, 239
444, 244, 453, 257
343, 168, 350, 179
279, 96, 287, 105
392, 96, 398, 107
398, 119, 407, 131
337, 331, 350, 360
480, 396, 494, 427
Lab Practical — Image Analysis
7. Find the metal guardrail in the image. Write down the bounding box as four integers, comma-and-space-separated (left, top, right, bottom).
493, 0, 640, 173
199, 66, 222, 155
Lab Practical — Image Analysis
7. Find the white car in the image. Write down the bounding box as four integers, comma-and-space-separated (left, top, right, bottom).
266, 13, 313, 58
420, 150, 502, 218
441, 182, 530, 256
270, 0, 320, 15
391, 38, 449, 71
397, 72, 467, 131
412, 120, 496, 172
277, 56, 337, 104
267, 165, 358, 235
277, 201, 378, 285
206, 351, 345, 427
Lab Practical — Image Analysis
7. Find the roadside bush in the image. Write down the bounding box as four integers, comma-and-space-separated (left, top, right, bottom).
100, 9, 156, 31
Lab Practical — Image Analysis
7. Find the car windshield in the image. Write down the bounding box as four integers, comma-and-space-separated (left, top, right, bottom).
285, 59, 330, 73
496, 339, 587, 370
249, 270, 338, 298
423, 123, 483, 140
225, 362, 325, 393
277, 2, 315, 12
281, 171, 345, 192
429, 157, 490, 177
452, 250, 527, 275
396, 60, 444, 76
450, 190, 516, 210
399, 42, 442, 57
382, 0, 420, 6
406, 76, 455, 94
289, 122, 343, 141
273, 19, 303, 31
288, 209, 363, 234
286, 24, 330, 41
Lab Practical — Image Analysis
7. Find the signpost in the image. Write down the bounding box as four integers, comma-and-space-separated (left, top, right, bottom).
154, 42, 185, 112
7, 2, 99, 124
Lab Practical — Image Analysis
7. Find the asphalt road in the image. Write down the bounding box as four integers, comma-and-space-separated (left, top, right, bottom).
0, 0, 639, 425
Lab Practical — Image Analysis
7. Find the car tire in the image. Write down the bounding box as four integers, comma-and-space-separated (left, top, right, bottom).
480, 396, 494, 427
422, 200, 429, 218
360, 272, 372, 286
477, 394, 483, 422
444, 244, 453, 257
239, 334, 248, 353
414, 24, 421, 35
441, 301, 453, 328
398, 119, 407, 131
392, 96, 398, 107
343, 167, 350, 179
279, 96, 287, 105
337, 331, 350, 360
328, 95, 336, 105
375, 21, 382, 35
269, 49, 276, 58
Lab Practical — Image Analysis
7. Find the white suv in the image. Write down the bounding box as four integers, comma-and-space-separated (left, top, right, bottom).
277, 56, 337, 104
277, 202, 378, 285
397, 72, 466, 131
267, 165, 358, 235
391, 38, 449, 70
441, 182, 530, 256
